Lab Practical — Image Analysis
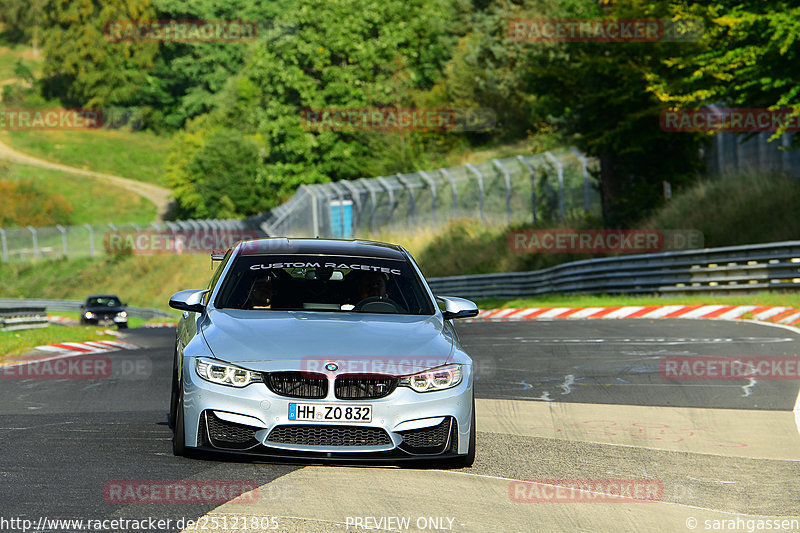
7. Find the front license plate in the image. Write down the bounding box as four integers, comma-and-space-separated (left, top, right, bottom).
288, 403, 372, 423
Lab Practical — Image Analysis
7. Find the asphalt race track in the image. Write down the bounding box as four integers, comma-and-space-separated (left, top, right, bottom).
2, 319, 800, 532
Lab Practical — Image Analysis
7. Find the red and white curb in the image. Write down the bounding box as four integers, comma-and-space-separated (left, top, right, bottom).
33, 340, 141, 355
47, 315, 79, 326
142, 322, 177, 328
471, 305, 800, 326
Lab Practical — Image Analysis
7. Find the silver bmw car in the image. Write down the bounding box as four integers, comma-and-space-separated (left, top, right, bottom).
168, 238, 479, 466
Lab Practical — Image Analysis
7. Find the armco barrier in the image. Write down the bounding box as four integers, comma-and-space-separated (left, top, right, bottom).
0, 306, 49, 331
427, 241, 800, 300
0, 299, 173, 320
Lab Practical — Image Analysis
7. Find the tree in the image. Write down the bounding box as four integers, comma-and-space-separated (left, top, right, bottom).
168, 0, 456, 218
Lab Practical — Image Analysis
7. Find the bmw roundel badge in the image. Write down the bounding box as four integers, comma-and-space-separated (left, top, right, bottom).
325, 362, 338, 372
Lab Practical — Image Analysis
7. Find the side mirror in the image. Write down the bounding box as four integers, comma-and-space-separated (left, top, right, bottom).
169, 289, 209, 314
436, 296, 479, 320
122, 302, 128, 307
80, 304, 85, 309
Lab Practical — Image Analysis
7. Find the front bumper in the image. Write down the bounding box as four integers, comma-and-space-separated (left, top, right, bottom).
181, 358, 474, 459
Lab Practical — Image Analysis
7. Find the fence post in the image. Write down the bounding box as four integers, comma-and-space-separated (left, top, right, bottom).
27, 226, 40, 258
544, 152, 565, 220
570, 147, 591, 213
0, 228, 7, 263
491, 159, 512, 225
440, 168, 458, 220
466, 164, 486, 225
339, 180, 362, 237
359, 178, 379, 235
418, 170, 437, 228
303, 185, 320, 237
395, 173, 417, 228
517, 155, 537, 224
782, 133, 793, 177
376, 177, 395, 231
84, 224, 95, 257
56, 224, 68, 258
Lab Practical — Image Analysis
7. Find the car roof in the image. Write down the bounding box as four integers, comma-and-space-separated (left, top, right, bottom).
237, 238, 408, 260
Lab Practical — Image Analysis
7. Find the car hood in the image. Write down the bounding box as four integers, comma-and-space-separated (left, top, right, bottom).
200, 309, 454, 373
85, 306, 125, 313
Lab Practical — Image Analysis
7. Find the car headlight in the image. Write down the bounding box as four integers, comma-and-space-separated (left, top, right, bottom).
116, 311, 127, 318
399, 364, 463, 392
195, 358, 262, 388
84, 311, 95, 319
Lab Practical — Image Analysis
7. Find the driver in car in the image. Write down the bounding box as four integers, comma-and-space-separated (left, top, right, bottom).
356, 271, 387, 300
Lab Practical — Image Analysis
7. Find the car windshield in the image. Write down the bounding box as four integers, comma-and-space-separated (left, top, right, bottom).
86, 297, 122, 307
215, 254, 435, 315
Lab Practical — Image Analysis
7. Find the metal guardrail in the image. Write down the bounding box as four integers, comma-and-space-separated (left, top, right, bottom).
0, 306, 49, 331
427, 241, 800, 300
0, 299, 174, 320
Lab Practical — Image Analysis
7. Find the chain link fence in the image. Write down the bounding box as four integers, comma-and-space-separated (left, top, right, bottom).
261, 149, 600, 239
707, 131, 800, 178
0, 149, 599, 263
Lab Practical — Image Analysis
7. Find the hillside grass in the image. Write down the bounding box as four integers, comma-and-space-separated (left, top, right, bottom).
641, 172, 800, 248
0, 129, 173, 187
3, 172, 800, 312
2, 162, 157, 225
0, 254, 212, 312
0, 43, 41, 80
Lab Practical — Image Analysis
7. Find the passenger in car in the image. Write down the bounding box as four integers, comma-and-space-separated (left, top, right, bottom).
244, 277, 273, 309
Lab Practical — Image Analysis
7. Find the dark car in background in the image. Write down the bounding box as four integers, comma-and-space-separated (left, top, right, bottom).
80, 294, 128, 329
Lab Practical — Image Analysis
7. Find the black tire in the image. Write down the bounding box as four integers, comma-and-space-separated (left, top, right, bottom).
117, 324, 128, 330
453, 396, 476, 468
172, 388, 186, 456
168, 352, 179, 429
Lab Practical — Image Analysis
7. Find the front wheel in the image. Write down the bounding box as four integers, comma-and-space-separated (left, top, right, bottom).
172, 388, 186, 456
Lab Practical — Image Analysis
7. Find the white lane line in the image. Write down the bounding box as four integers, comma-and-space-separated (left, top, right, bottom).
433, 470, 796, 515
795, 381, 800, 441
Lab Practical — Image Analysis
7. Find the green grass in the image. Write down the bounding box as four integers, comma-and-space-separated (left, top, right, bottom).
476, 293, 800, 310
0, 254, 213, 312
4, 162, 157, 225
0, 43, 41, 81
0, 129, 173, 187
0, 326, 117, 359
642, 172, 800, 248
